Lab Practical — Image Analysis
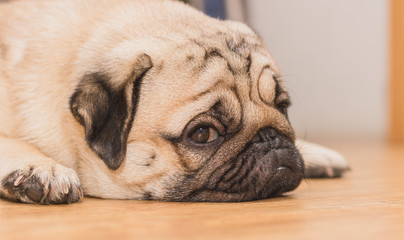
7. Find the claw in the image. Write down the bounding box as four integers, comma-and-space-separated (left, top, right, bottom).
325, 166, 334, 177
43, 179, 49, 189
76, 188, 83, 199
13, 175, 25, 187
43, 179, 50, 195
62, 183, 69, 194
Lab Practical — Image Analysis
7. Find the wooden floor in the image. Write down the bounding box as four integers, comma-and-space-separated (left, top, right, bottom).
1, 142, 403, 240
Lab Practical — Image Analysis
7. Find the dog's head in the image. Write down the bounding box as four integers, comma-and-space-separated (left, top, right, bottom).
69, 7, 304, 201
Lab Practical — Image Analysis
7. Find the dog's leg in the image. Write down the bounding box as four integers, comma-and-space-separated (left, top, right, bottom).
0, 135, 83, 204
296, 139, 350, 178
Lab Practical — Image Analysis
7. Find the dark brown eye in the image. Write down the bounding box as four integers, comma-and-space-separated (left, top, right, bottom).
277, 104, 288, 115
276, 100, 290, 116
190, 126, 219, 144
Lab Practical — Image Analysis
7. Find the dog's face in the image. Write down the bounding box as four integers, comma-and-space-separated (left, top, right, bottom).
69, 17, 304, 202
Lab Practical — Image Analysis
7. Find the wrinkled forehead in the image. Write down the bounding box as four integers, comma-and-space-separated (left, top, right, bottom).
165, 32, 286, 106
136, 32, 292, 135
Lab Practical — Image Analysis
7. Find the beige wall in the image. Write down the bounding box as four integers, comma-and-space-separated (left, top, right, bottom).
391, 0, 404, 143
246, 0, 389, 142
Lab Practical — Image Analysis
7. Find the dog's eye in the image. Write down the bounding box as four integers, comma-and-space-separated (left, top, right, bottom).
190, 126, 219, 144
276, 101, 290, 116
277, 104, 288, 115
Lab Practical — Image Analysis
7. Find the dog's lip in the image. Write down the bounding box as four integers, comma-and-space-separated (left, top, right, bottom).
179, 162, 302, 202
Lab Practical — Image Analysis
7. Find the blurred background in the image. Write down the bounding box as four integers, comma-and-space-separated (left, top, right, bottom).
187, 0, 403, 144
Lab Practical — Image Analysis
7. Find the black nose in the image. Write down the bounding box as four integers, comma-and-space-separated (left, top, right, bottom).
250, 127, 293, 149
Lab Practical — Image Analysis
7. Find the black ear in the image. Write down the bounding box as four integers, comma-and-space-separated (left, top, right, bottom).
70, 54, 152, 170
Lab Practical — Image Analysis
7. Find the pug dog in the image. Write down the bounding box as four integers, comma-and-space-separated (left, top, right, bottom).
0, 0, 349, 204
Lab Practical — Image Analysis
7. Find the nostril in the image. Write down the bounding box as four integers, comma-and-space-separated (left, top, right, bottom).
251, 133, 261, 143
269, 128, 277, 138
270, 137, 281, 149
258, 130, 268, 142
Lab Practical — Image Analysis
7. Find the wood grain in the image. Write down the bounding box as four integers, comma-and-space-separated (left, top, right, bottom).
0, 142, 403, 240
390, 0, 404, 142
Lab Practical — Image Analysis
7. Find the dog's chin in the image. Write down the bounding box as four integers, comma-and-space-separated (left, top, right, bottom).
170, 127, 304, 202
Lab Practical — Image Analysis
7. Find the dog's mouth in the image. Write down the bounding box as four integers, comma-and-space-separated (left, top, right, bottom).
171, 127, 304, 202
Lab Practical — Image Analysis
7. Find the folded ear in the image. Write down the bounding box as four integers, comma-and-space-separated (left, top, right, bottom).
70, 54, 152, 170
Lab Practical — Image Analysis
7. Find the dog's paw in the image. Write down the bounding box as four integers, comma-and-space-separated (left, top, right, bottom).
296, 140, 350, 178
1, 164, 83, 204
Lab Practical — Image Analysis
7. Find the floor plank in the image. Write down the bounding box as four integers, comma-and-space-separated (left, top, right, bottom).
1, 142, 403, 240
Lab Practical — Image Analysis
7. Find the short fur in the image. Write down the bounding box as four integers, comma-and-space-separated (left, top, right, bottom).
0, 0, 348, 204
